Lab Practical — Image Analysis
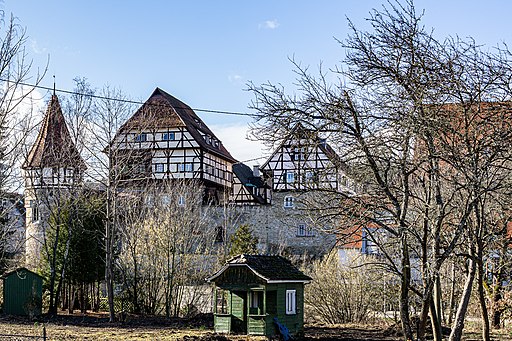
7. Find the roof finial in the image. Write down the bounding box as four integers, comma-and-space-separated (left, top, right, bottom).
53, 75, 56, 96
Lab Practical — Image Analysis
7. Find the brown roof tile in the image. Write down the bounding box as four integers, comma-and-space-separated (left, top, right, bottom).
23, 95, 85, 170
118, 88, 237, 163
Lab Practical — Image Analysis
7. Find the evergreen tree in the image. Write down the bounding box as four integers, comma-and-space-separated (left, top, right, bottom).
228, 224, 258, 257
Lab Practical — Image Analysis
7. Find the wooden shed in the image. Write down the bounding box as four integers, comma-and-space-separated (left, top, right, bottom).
206, 254, 311, 337
2, 267, 43, 316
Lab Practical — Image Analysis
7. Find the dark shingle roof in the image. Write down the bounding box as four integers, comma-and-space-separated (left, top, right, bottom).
207, 254, 312, 283
232, 163, 269, 204
118, 88, 237, 163
23, 95, 86, 170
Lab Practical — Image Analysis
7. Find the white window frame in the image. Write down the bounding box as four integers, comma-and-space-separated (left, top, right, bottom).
286, 171, 295, 183
135, 133, 147, 142
285, 290, 296, 315
297, 223, 314, 237
178, 195, 185, 206
155, 164, 165, 173
293, 147, 305, 161
178, 163, 193, 172
250, 291, 260, 308
284, 196, 294, 208
162, 132, 175, 141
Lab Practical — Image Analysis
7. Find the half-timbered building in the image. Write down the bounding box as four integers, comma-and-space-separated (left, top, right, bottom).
110, 88, 237, 202
260, 124, 352, 194
230, 164, 272, 205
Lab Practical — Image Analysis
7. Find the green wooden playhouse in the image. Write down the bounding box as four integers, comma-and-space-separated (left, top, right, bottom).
2, 267, 43, 316
206, 254, 311, 337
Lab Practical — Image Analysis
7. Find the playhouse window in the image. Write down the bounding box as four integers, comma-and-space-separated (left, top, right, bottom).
286, 290, 296, 315
216, 288, 228, 314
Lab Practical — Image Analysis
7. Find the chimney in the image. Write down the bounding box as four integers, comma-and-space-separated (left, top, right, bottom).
253, 165, 260, 177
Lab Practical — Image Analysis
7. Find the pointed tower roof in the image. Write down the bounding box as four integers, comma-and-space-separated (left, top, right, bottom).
23, 95, 86, 170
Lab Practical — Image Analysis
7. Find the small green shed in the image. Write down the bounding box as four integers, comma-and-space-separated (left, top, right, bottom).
206, 254, 311, 337
2, 267, 43, 316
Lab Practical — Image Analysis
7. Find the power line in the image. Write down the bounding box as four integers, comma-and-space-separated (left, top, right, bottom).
2, 79, 257, 117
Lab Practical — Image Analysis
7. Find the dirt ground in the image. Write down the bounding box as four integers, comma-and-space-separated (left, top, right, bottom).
0, 313, 510, 340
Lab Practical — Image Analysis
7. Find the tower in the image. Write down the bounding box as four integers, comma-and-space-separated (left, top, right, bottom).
22, 94, 86, 267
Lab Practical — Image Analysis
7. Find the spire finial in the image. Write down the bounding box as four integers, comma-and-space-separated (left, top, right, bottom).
53, 75, 56, 96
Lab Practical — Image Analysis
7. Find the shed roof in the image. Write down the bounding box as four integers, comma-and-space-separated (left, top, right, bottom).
22, 95, 86, 170
2, 267, 43, 280
207, 254, 312, 283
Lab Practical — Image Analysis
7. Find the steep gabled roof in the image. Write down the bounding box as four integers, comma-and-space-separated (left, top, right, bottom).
118, 88, 237, 163
260, 123, 346, 171
23, 95, 85, 170
206, 254, 312, 283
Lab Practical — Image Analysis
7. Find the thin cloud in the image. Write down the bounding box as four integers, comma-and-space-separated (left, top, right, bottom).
211, 123, 266, 164
30, 40, 48, 54
228, 74, 243, 85
259, 20, 280, 30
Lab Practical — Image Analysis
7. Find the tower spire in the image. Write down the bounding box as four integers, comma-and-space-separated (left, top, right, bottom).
53, 75, 56, 96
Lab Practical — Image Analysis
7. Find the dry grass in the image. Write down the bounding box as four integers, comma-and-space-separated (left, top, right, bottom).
0, 313, 511, 341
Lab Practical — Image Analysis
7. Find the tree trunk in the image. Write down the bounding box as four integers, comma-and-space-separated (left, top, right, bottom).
399, 236, 414, 341
429, 295, 443, 341
106, 217, 116, 322
448, 260, 457, 325
476, 248, 490, 341
449, 255, 476, 341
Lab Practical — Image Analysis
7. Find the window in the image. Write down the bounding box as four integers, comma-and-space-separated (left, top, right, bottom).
155, 164, 164, 173
135, 133, 147, 142
178, 163, 193, 172
286, 290, 296, 315
286, 171, 295, 183
284, 196, 294, 208
178, 195, 185, 206
305, 171, 317, 182
293, 147, 305, 161
215, 226, 224, 243
162, 132, 175, 141
216, 288, 228, 314
135, 164, 146, 174
250, 291, 261, 308
297, 223, 314, 237
30, 200, 39, 222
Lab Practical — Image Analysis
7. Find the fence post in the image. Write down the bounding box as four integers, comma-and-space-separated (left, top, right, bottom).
43, 326, 46, 341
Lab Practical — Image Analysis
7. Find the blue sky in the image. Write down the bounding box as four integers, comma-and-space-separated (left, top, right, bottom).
4, 1, 512, 162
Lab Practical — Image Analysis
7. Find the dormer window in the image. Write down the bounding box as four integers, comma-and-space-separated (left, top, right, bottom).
135, 133, 147, 142
212, 139, 219, 148
205, 135, 212, 144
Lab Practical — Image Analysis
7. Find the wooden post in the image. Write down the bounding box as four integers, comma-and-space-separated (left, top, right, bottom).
43, 326, 46, 341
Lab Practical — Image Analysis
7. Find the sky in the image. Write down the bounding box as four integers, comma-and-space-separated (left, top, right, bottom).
3, 1, 512, 164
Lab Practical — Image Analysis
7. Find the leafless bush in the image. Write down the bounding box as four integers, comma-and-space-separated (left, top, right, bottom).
304, 250, 394, 324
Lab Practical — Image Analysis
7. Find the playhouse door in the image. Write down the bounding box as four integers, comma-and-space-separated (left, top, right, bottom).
231, 291, 247, 333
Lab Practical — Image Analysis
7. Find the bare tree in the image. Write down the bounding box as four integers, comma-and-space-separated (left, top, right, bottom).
84, 85, 134, 322
248, 1, 512, 340
0, 10, 46, 268
117, 179, 217, 317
